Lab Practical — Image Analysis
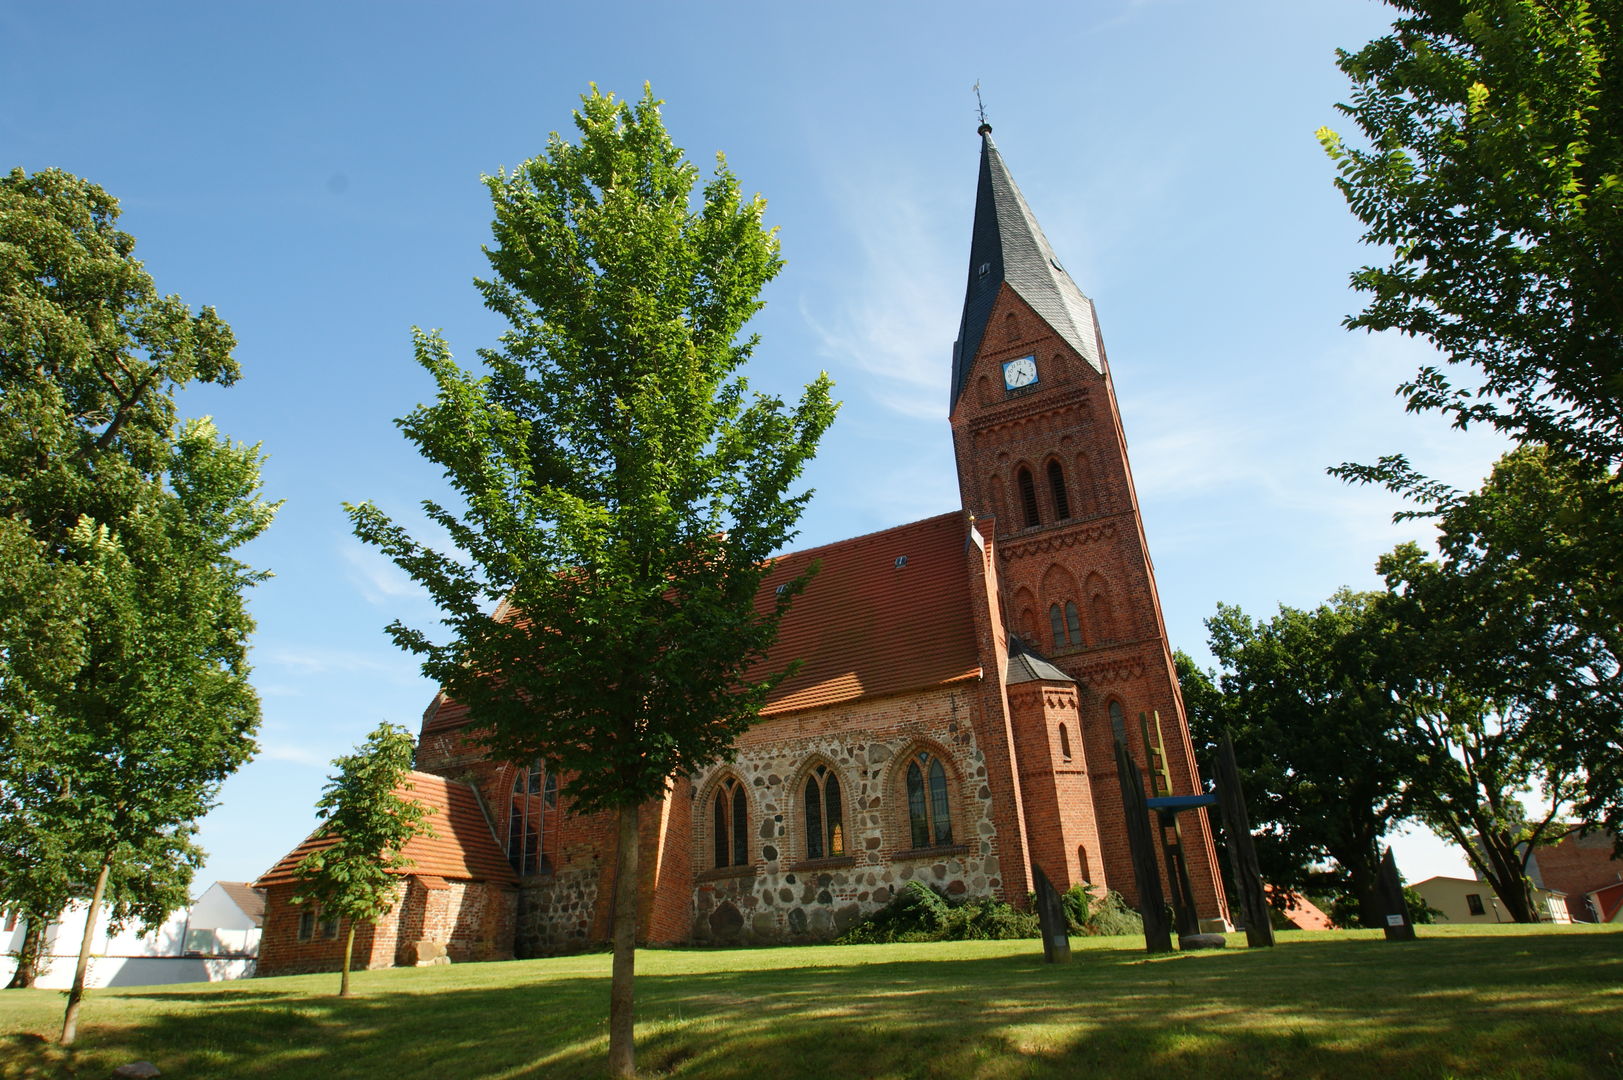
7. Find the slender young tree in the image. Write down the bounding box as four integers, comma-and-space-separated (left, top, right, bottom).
348, 86, 835, 1076
294, 723, 433, 997
0, 169, 275, 1044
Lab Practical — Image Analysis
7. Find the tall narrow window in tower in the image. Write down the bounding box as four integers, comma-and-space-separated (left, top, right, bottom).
508, 761, 549, 874
1059, 724, 1073, 761
712, 776, 749, 868
1047, 460, 1070, 519
803, 763, 845, 859
1017, 467, 1040, 527
904, 751, 954, 848
1108, 701, 1128, 745
1064, 601, 1083, 646
1049, 603, 1066, 649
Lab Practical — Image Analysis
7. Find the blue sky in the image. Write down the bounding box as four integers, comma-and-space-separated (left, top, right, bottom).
3, 1, 1506, 891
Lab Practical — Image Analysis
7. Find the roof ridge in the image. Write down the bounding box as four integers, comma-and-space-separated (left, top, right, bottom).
763, 510, 965, 568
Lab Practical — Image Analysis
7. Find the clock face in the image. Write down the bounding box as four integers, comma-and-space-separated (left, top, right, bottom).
1002, 355, 1038, 390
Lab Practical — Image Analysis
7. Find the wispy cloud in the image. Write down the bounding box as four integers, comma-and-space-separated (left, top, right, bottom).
340, 537, 429, 607
262, 646, 399, 676
258, 742, 331, 769
800, 170, 960, 420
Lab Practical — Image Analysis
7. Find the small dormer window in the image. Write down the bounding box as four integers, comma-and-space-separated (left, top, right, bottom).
775, 583, 790, 596
894, 555, 908, 569
978, 262, 990, 278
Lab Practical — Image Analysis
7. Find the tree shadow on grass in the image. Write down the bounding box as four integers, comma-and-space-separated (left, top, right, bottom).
24, 932, 1623, 1080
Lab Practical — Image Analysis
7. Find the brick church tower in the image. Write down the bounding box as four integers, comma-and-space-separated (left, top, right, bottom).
948, 125, 1227, 920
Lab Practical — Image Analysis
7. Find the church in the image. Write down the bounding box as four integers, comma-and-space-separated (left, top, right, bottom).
255, 126, 1230, 974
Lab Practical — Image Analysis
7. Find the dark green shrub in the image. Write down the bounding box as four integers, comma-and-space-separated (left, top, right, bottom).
835, 881, 1037, 944
1058, 883, 1143, 936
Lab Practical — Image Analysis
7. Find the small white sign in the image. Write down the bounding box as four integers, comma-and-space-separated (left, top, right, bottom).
1386, 914, 1405, 927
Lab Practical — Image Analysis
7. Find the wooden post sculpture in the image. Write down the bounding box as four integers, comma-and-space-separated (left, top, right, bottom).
1031, 863, 1073, 964
1378, 846, 1417, 942
1215, 731, 1274, 948
1115, 738, 1173, 953
1139, 711, 1198, 938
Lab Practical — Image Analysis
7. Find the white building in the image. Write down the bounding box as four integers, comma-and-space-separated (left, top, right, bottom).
1, 881, 263, 989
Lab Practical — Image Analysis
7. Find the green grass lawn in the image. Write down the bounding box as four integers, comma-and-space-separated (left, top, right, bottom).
1, 924, 1620, 1079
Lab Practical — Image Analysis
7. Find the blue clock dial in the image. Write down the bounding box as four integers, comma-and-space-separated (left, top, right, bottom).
1002, 355, 1038, 390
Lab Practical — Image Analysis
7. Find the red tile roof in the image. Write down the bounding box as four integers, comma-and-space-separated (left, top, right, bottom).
752, 512, 983, 715
1264, 884, 1334, 931
215, 881, 266, 926
256, 771, 516, 888
422, 511, 985, 731
1592, 879, 1623, 923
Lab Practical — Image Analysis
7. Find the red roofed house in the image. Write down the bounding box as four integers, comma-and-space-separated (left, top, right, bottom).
256, 772, 517, 974
257, 127, 1229, 970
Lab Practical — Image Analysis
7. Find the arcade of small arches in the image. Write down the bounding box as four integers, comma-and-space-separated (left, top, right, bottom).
1010, 564, 1119, 656
983, 452, 1101, 538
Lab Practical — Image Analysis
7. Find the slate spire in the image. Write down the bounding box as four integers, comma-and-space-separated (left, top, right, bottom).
950, 127, 1103, 410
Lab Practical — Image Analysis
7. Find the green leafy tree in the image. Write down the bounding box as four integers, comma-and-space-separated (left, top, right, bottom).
1319, 0, 1623, 476
348, 86, 836, 1076
295, 723, 433, 997
1182, 595, 1419, 927
1376, 447, 1622, 918
0, 169, 274, 1043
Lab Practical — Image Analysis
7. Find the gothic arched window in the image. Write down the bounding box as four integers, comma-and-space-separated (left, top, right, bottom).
1017, 467, 1041, 528
1059, 724, 1073, 762
1050, 602, 1082, 648
508, 762, 558, 875
1108, 700, 1128, 745
803, 763, 845, 860
712, 776, 749, 868
1047, 460, 1071, 520
904, 750, 954, 848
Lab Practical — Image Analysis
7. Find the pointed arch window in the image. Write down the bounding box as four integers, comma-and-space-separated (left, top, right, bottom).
1059, 724, 1073, 762
904, 751, 954, 848
803, 763, 845, 860
1050, 601, 1082, 648
1017, 467, 1041, 528
712, 777, 749, 869
508, 761, 558, 875
1108, 700, 1128, 745
1047, 460, 1071, 519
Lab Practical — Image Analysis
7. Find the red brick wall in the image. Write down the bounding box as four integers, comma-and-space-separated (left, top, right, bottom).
1535, 830, 1622, 918
256, 881, 401, 977
950, 287, 1228, 924
257, 876, 515, 976
1008, 680, 1108, 895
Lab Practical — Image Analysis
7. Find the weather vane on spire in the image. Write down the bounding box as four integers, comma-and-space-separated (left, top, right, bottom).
973, 81, 991, 135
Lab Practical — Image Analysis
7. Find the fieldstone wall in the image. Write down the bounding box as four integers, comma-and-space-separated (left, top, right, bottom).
514, 862, 602, 956
690, 684, 1004, 945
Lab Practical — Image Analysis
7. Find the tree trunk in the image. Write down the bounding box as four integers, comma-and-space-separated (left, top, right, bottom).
60, 857, 111, 1046
1477, 832, 1539, 923
6, 918, 45, 988
607, 801, 640, 1078
340, 922, 355, 997
1343, 844, 1387, 928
